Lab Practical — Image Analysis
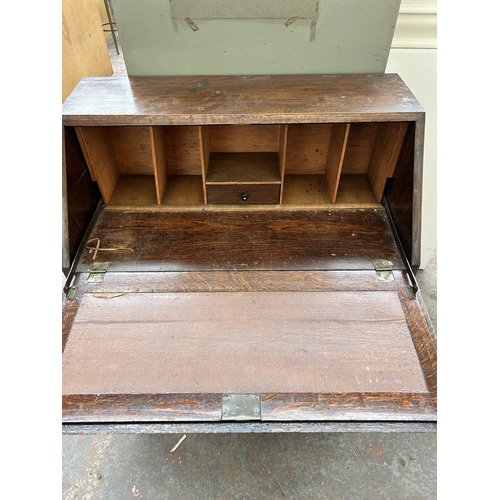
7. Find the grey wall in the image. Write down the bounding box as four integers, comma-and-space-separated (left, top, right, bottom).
113, 0, 401, 76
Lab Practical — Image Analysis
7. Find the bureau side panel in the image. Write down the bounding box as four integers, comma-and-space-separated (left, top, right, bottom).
62, 125, 101, 273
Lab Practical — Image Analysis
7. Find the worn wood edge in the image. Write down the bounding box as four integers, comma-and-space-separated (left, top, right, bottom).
62, 421, 437, 435
62, 269, 400, 351
102, 201, 382, 212
62, 270, 408, 353
62, 273, 88, 352
63, 392, 436, 424
62, 394, 221, 422
398, 276, 437, 404
411, 114, 425, 268
79, 270, 400, 294
62, 272, 435, 424
62, 125, 70, 272
62, 74, 424, 125
62, 113, 425, 128
261, 392, 436, 422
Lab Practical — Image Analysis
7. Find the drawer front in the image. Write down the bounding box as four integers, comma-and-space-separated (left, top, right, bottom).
206, 184, 281, 204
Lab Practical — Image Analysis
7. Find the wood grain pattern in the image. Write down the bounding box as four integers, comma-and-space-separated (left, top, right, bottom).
285, 124, 333, 175
82, 270, 400, 294
107, 175, 157, 208
206, 184, 281, 205
62, 74, 433, 431
206, 153, 281, 184
368, 122, 408, 202
62, 75, 424, 127
63, 291, 427, 395
63, 421, 437, 435
63, 393, 221, 422
208, 125, 280, 152
75, 209, 404, 272
63, 126, 101, 270
62, 269, 402, 350
165, 126, 202, 176
161, 176, 205, 207
261, 392, 435, 421
384, 119, 423, 268
151, 126, 168, 203
199, 126, 210, 203
281, 174, 379, 209
342, 123, 380, 174
61, 269, 436, 425
108, 127, 155, 176
62, 0, 112, 102
279, 125, 288, 202
326, 123, 350, 202
75, 126, 119, 203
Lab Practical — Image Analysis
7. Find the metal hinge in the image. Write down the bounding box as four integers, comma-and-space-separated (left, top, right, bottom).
221, 394, 261, 421
87, 262, 109, 283
373, 259, 394, 281
66, 285, 77, 300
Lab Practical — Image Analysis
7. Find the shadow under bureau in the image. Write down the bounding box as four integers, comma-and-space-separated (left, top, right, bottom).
62, 74, 436, 434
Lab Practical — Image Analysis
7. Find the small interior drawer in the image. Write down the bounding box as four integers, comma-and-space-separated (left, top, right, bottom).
206, 183, 281, 204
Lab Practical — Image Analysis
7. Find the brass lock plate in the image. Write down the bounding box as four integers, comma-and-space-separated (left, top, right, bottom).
221, 394, 261, 421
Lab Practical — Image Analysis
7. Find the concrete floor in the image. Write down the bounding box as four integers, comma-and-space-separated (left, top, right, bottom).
62, 34, 437, 500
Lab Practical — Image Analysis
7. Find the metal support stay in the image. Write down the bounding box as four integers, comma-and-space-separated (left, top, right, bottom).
63, 200, 104, 299
382, 197, 419, 300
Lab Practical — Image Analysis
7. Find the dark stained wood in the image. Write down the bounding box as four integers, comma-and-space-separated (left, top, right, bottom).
206, 184, 281, 205
63, 394, 221, 422
398, 280, 437, 404
384, 119, 423, 267
261, 392, 435, 421
62, 269, 436, 425
62, 74, 424, 127
75, 209, 404, 272
63, 391, 434, 424
62, 126, 101, 272
63, 421, 437, 435
62, 74, 434, 432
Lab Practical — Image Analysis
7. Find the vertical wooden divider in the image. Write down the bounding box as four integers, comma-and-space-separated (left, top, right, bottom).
278, 125, 288, 204
151, 126, 168, 204
75, 126, 120, 204
199, 126, 210, 204
325, 123, 350, 203
367, 122, 408, 202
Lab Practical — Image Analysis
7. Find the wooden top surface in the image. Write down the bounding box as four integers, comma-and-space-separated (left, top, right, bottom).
62, 74, 424, 126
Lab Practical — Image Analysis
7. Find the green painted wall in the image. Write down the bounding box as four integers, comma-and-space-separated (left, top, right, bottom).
112, 0, 401, 76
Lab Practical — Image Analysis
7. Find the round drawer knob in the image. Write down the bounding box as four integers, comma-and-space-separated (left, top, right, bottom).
241, 192, 249, 201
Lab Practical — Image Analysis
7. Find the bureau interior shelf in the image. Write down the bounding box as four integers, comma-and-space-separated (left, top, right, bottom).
206, 153, 281, 184
75, 120, 408, 211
